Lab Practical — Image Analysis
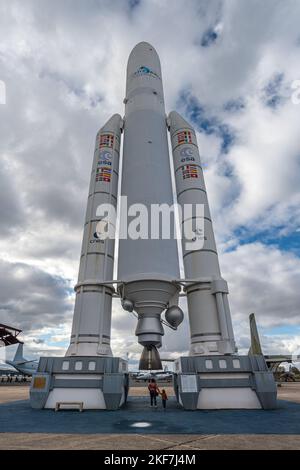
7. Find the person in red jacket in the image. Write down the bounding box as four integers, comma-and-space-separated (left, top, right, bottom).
148, 378, 159, 407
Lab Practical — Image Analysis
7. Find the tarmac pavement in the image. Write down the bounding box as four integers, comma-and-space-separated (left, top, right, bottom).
0, 382, 299, 450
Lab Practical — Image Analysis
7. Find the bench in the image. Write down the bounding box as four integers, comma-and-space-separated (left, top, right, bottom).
55, 401, 83, 412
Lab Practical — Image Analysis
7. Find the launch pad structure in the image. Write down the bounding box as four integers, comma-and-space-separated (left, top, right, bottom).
30, 42, 277, 411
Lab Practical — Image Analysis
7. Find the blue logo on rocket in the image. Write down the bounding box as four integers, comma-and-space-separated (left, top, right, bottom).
133, 65, 160, 79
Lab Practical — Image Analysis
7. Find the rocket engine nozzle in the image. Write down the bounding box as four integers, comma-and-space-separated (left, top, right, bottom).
139, 345, 162, 371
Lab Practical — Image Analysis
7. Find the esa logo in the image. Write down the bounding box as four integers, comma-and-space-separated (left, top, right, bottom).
99, 150, 112, 161
180, 147, 195, 163
98, 150, 112, 167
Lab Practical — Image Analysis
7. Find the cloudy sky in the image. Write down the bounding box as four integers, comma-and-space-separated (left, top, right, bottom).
0, 0, 300, 366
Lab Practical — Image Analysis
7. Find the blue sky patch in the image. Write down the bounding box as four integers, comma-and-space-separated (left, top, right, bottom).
265, 325, 300, 336
262, 72, 284, 109
224, 97, 246, 112
200, 28, 218, 47
128, 0, 141, 10
230, 225, 300, 256
177, 90, 235, 154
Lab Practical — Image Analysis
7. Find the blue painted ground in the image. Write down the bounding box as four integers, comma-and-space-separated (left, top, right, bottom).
0, 397, 299, 435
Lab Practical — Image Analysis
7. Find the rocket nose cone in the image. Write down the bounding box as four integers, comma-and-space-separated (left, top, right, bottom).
126, 41, 161, 83
129, 41, 158, 59
168, 111, 193, 133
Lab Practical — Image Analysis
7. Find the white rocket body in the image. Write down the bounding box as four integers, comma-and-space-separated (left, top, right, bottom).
118, 43, 180, 352
168, 111, 236, 356
66, 114, 122, 357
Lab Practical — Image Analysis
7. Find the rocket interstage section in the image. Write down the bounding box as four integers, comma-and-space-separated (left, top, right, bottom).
168, 111, 236, 356
118, 43, 181, 368
66, 114, 122, 357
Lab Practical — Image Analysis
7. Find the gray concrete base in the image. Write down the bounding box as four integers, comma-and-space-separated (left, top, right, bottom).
174, 355, 277, 410
30, 356, 128, 410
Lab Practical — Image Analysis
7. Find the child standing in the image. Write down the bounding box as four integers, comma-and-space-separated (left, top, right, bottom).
160, 389, 168, 411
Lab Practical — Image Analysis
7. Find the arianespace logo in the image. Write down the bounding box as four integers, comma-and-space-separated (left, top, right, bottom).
133, 66, 160, 79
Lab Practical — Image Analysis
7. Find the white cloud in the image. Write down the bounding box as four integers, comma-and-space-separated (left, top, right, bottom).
221, 242, 300, 347
0, 0, 299, 361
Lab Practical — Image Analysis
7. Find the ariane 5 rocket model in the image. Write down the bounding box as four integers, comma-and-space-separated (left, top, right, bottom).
30, 42, 277, 411
68, 42, 236, 366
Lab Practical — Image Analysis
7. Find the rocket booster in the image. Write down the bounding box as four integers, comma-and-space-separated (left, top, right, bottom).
168, 111, 236, 356
66, 114, 122, 357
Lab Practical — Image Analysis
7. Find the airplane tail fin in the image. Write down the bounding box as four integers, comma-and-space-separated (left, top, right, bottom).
248, 313, 263, 355
13, 342, 25, 362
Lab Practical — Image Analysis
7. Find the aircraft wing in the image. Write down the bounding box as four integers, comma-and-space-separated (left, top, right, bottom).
15, 360, 38, 365
264, 355, 293, 363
